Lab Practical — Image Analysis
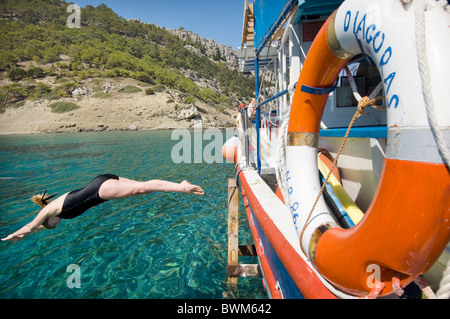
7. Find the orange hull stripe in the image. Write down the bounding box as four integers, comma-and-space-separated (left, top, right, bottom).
240, 170, 337, 299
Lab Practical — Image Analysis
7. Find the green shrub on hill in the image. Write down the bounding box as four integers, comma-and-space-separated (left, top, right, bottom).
118, 85, 142, 93
49, 101, 80, 113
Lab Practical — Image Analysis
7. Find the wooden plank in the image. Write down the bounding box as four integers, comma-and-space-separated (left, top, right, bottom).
227, 178, 239, 286
241, 0, 255, 46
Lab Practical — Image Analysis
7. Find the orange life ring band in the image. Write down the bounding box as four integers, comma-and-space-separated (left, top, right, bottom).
287, 1, 450, 296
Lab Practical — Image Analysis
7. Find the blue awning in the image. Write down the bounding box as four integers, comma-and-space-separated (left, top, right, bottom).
296, 0, 344, 20
253, 0, 344, 53
254, 0, 297, 53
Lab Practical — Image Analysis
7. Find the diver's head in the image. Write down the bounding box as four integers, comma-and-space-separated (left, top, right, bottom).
31, 191, 60, 229
42, 216, 61, 229
31, 190, 57, 208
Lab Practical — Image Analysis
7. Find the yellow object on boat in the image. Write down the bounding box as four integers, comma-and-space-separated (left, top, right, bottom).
317, 156, 364, 225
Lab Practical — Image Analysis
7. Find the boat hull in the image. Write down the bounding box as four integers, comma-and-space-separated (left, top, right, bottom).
239, 168, 338, 299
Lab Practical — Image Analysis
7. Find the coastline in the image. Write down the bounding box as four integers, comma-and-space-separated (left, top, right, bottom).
0, 80, 236, 135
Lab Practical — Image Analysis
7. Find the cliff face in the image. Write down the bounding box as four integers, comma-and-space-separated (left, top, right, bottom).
168, 28, 239, 71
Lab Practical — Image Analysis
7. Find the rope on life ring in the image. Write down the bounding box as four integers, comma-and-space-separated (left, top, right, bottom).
299, 67, 384, 257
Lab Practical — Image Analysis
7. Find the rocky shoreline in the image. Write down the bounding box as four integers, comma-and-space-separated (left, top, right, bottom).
0, 79, 237, 135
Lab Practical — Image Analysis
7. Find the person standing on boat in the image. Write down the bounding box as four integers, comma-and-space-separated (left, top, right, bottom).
246, 98, 257, 122
1, 174, 204, 243
236, 103, 246, 120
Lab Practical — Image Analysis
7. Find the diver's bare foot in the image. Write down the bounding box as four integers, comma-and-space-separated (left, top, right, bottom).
181, 180, 204, 195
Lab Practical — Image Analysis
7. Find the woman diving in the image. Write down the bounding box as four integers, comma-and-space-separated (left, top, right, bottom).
1, 174, 204, 243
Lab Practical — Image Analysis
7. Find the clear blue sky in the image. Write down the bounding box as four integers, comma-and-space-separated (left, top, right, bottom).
72, 0, 245, 49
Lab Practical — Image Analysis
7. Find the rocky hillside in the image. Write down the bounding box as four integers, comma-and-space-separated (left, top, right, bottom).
168, 28, 239, 71
0, 0, 254, 133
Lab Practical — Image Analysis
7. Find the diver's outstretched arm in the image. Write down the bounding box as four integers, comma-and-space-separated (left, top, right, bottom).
1, 193, 67, 242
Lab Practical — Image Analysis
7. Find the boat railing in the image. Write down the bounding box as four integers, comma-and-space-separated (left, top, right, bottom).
242, 83, 296, 173
256, 83, 296, 110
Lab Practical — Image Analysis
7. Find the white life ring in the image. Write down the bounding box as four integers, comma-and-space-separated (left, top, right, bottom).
285, 0, 450, 296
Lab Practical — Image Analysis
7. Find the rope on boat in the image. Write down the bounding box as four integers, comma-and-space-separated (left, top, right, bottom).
275, 108, 291, 207
298, 67, 384, 257
415, 1, 450, 172
414, 276, 437, 299
275, 83, 296, 208
392, 275, 405, 296
436, 257, 450, 299
365, 282, 385, 299
414, 2, 450, 298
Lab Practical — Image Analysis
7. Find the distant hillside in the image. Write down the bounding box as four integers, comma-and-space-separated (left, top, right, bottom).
0, 0, 254, 110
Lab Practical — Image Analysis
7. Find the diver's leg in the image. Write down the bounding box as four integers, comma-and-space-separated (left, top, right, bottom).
98, 178, 204, 200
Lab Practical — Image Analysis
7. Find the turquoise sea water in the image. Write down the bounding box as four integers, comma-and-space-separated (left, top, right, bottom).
0, 130, 266, 299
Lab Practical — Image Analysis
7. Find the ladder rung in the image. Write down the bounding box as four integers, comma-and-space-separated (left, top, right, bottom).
228, 264, 261, 278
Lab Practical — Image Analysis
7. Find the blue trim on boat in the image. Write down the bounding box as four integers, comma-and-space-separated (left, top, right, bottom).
321, 176, 355, 228
248, 207, 304, 299
301, 81, 337, 95
255, 57, 261, 174
319, 126, 387, 139
257, 83, 296, 109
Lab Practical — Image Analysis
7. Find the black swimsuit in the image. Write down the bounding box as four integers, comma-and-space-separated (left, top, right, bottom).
58, 174, 119, 219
